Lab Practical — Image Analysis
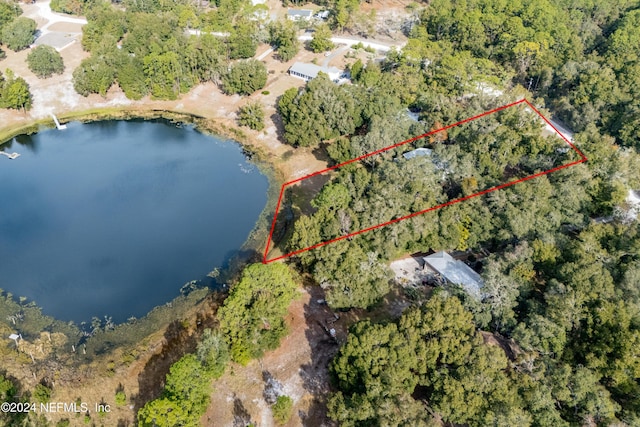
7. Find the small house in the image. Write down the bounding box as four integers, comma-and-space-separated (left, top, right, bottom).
402, 147, 432, 160
424, 251, 483, 298
288, 62, 342, 82
287, 9, 313, 21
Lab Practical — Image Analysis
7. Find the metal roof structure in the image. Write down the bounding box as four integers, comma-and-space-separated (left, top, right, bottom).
424, 251, 483, 298
289, 62, 342, 82
403, 147, 433, 159
287, 9, 313, 19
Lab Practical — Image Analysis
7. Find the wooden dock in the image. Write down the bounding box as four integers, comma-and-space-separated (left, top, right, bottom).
50, 113, 67, 130
0, 151, 20, 159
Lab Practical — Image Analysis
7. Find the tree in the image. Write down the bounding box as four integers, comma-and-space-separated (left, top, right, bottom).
73, 56, 115, 96
222, 60, 267, 95
227, 20, 258, 59
138, 353, 212, 426
237, 101, 265, 130
0, 70, 32, 112
196, 328, 229, 379
218, 263, 298, 364
268, 20, 299, 62
0, 0, 20, 29
138, 398, 193, 427
143, 51, 190, 100
271, 395, 293, 425
327, 294, 517, 425
309, 23, 334, 53
27, 45, 65, 78
279, 74, 363, 147
1, 17, 36, 51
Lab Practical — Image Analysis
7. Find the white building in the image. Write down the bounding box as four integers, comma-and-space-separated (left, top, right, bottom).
402, 147, 433, 160
288, 62, 342, 82
287, 9, 313, 21
424, 251, 483, 298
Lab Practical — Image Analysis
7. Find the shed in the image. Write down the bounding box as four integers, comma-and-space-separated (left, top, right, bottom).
424, 251, 483, 298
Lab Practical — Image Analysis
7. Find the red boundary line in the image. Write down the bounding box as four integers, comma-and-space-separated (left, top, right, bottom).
263, 98, 587, 263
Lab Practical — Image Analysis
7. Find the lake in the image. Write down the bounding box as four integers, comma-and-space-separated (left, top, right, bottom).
0, 120, 269, 324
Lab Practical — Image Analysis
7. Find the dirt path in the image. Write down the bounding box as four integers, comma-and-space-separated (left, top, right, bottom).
203, 286, 343, 427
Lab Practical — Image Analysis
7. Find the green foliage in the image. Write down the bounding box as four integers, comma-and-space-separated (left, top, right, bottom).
278, 74, 363, 147
271, 395, 293, 425
27, 45, 65, 78
227, 20, 258, 59
268, 20, 299, 62
222, 60, 267, 95
0, 17, 36, 51
309, 23, 334, 53
0, 374, 16, 401
237, 101, 265, 131
73, 56, 116, 97
50, 0, 87, 15
33, 384, 52, 404
196, 328, 229, 379
0, 69, 32, 112
219, 263, 298, 364
115, 391, 126, 406
0, 0, 20, 29
328, 294, 502, 425
144, 51, 191, 100
138, 397, 193, 427
138, 352, 215, 426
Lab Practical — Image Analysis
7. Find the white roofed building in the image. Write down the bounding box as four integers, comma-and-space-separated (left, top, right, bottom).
403, 147, 433, 159
424, 251, 483, 298
288, 62, 342, 82
287, 9, 313, 21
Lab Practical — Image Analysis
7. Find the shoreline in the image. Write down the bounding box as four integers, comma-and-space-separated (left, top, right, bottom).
0, 105, 286, 313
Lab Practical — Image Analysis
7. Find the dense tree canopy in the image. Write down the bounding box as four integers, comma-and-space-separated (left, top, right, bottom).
271, 1, 640, 424
218, 263, 298, 365
222, 59, 267, 95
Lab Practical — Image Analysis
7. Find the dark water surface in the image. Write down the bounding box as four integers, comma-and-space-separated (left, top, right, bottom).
0, 120, 269, 323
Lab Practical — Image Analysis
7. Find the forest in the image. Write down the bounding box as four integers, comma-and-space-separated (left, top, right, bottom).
274, 0, 640, 425
1, 0, 640, 424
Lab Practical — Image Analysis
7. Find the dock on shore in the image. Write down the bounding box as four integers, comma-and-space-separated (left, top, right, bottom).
50, 113, 67, 130
0, 151, 20, 159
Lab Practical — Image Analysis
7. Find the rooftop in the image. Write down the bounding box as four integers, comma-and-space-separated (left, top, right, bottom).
403, 147, 433, 159
289, 62, 342, 80
424, 251, 483, 298
287, 9, 313, 17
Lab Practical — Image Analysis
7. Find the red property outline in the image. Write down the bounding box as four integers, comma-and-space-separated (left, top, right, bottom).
263, 98, 587, 264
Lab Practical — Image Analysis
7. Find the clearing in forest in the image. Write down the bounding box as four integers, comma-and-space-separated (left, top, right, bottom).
263, 99, 587, 263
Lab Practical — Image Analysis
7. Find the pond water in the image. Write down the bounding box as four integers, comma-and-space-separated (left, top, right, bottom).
0, 120, 269, 324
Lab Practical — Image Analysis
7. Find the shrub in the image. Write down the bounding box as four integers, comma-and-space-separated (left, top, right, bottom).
115, 391, 126, 406
33, 384, 52, 404
237, 102, 265, 131
272, 395, 293, 425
